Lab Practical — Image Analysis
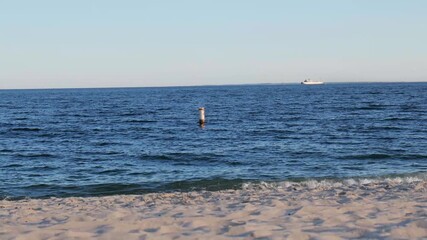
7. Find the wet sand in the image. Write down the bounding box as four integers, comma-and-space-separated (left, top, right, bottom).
1, 178, 426, 239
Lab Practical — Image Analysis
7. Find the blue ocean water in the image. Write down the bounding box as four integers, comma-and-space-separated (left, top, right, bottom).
1, 83, 426, 199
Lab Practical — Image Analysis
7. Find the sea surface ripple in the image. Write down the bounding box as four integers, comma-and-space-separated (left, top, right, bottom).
0, 83, 426, 198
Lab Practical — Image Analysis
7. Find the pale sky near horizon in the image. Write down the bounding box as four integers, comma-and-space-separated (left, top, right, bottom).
0, 0, 426, 89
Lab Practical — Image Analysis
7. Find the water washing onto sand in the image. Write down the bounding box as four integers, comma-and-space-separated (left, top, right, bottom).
242, 173, 427, 192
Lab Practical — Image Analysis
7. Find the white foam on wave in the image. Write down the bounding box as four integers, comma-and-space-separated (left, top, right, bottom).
241, 173, 427, 191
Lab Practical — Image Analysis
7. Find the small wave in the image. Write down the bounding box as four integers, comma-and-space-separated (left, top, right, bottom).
38, 133, 62, 138
142, 154, 173, 161
71, 114, 91, 118
354, 103, 392, 111
138, 152, 229, 164
14, 153, 56, 158
403, 154, 427, 160
10, 127, 41, 132
129, 126, 152, 131
97, 169, 128, 174
367, 91, 382, 95
3, 173, 426, 200
94, 142, 116, 147
120, 113, 141, 117
157, 107, 172, 111
78, 150, 122, 156
242, 173, 427, 191
3, 164, 23, 168
13, 117, 29, 121
340, 153, 392, 160
366, 126, 403, 131
124, 119, 157, 123
339, 153, 427, 161
27, 173, 43, 177
0, 149, 13, 153
382, 117, 415, 122
23, 183, 52, 189
127, 172, 156, 176
250, 129, 294, 136
31, 165, 59, 171
400, 104, 420, 111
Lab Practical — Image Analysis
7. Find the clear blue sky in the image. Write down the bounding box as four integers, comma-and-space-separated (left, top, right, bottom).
1, 0, 426, 89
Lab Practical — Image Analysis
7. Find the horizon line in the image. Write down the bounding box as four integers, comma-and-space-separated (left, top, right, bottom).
0, 81, 426, 91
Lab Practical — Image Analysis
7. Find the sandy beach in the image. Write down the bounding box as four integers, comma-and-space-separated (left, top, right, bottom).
1, 178, 426, 240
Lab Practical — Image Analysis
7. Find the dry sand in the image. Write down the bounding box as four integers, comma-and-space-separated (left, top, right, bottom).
1, 178, 426, 239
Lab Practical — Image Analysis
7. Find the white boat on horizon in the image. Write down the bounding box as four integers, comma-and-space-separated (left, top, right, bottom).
301, 79, 324, 85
